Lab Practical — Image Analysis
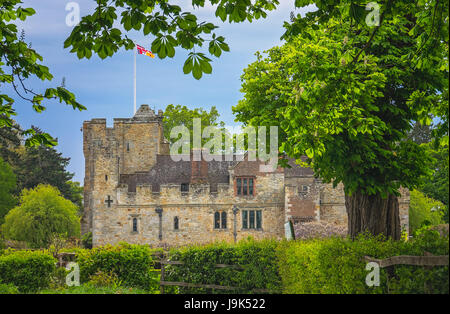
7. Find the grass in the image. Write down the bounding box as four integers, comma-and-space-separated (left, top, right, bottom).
38, 284, 158, 294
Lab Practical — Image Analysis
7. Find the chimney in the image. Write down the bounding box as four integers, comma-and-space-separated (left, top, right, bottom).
191, 148, 208, 184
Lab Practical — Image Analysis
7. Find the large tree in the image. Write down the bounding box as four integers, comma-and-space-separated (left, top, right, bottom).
163, 104, 225, 144
2, 184, 80, 248
233, 2, 448, 239
0, 124, 83, 212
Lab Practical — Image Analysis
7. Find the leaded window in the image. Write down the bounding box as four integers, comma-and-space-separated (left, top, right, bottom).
214, 211, 227, 229
242, 210, 262, 230
236, 177, 255, 196
132, 217, 138, 232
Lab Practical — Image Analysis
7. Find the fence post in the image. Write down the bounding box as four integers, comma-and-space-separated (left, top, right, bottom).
160, 255, 165, 294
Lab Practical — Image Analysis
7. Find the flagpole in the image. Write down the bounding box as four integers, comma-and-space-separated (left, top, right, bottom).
133, 45, 137, 115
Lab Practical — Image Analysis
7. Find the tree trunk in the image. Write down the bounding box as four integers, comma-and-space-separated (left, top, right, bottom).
345, 189, 401, 240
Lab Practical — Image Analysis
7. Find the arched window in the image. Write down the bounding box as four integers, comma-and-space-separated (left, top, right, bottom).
214, 212, 220, 229
221, 211, 227, 229
132, 217, 138, 232
214, 211, 227, 229
174, 216, 179, 230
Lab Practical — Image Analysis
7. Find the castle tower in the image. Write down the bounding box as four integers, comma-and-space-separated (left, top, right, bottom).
81, 105, 169, 235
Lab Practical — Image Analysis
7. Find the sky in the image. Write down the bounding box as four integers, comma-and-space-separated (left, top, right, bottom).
7, 0, 315, 183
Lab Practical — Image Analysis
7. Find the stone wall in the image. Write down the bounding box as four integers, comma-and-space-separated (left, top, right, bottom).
284, 176, 321, 223
93, 172, 286, 247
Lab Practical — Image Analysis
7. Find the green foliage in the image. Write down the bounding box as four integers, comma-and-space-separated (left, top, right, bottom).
66, 181, 84, 216
409, 190, 445, 234
0, 282, 19, 294
63, 0, 279, 80
0, 157, 16, 224
278, 230, 449, 294
49, 266, 70, 290
74, 243, 160, 291
88, 270, 122, 288
2, 184, 80, 248
0, 249, 56, 293
81, 232, 93, 249
420, 143, 449, 222
0, 123, 83, 208
0, 125, 21, 166
165, 239, 282, 294
0, 0, 85, 146
39, 284, 151, 294
235, 7, 447, 197
163, 104, 229, 151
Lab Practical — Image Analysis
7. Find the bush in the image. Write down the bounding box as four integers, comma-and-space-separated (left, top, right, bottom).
2, 184, 80, 248
0, 250, 56, 293
278, 230, 449, 294
0, 283, 19, 294
410, 190, 445, 234
165, 238, 282, 294
81, 232, 92, 249
39, 284, 150, 294
74, 243, 160, 291
88, 270, 122, 288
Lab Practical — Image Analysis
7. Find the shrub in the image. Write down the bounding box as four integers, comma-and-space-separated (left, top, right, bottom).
39, 284, 150, 294
278, 230, 449, 294
410, 190, 445, 234
74, 243, 160, 291
0, 283, 19, 294
49, 266, 70, 290
0, 249, 56, 293
81, 232, 92, 249
88, 270, 122, 288
2, 184, 80, 248
165, 238, 282, 294
164, 231, 448, 294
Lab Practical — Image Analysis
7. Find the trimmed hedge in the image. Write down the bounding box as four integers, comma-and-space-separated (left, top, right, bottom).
0, 250, 56, 293
0, 230, 447, 294
164, 230, 448, 294
73, 242, 160, 291
165, 239, 282, 294
278, 230, 449, 294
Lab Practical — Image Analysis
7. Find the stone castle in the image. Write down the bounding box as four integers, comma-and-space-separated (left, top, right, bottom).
82, 105, 410, 247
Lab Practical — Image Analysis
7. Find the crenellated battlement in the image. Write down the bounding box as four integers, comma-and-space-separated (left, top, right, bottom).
116, 182, 234, 205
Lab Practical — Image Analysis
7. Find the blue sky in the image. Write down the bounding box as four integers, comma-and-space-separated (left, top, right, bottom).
8, 1, 314, 183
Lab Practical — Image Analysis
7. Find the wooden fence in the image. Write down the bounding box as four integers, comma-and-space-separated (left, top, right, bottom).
364, 252, 449, 293
56, 251, 448, 293
364, 252, 449, 268
157, 255, 271, 294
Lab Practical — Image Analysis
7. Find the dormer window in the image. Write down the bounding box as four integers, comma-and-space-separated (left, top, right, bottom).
236, 177, 254, 196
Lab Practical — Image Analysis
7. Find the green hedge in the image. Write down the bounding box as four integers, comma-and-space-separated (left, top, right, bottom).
165, 239, 282, 294
0, 250, 56, 293
278, 230, 449, 294
73, 242, 160, 291
0, 230, 447, 294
